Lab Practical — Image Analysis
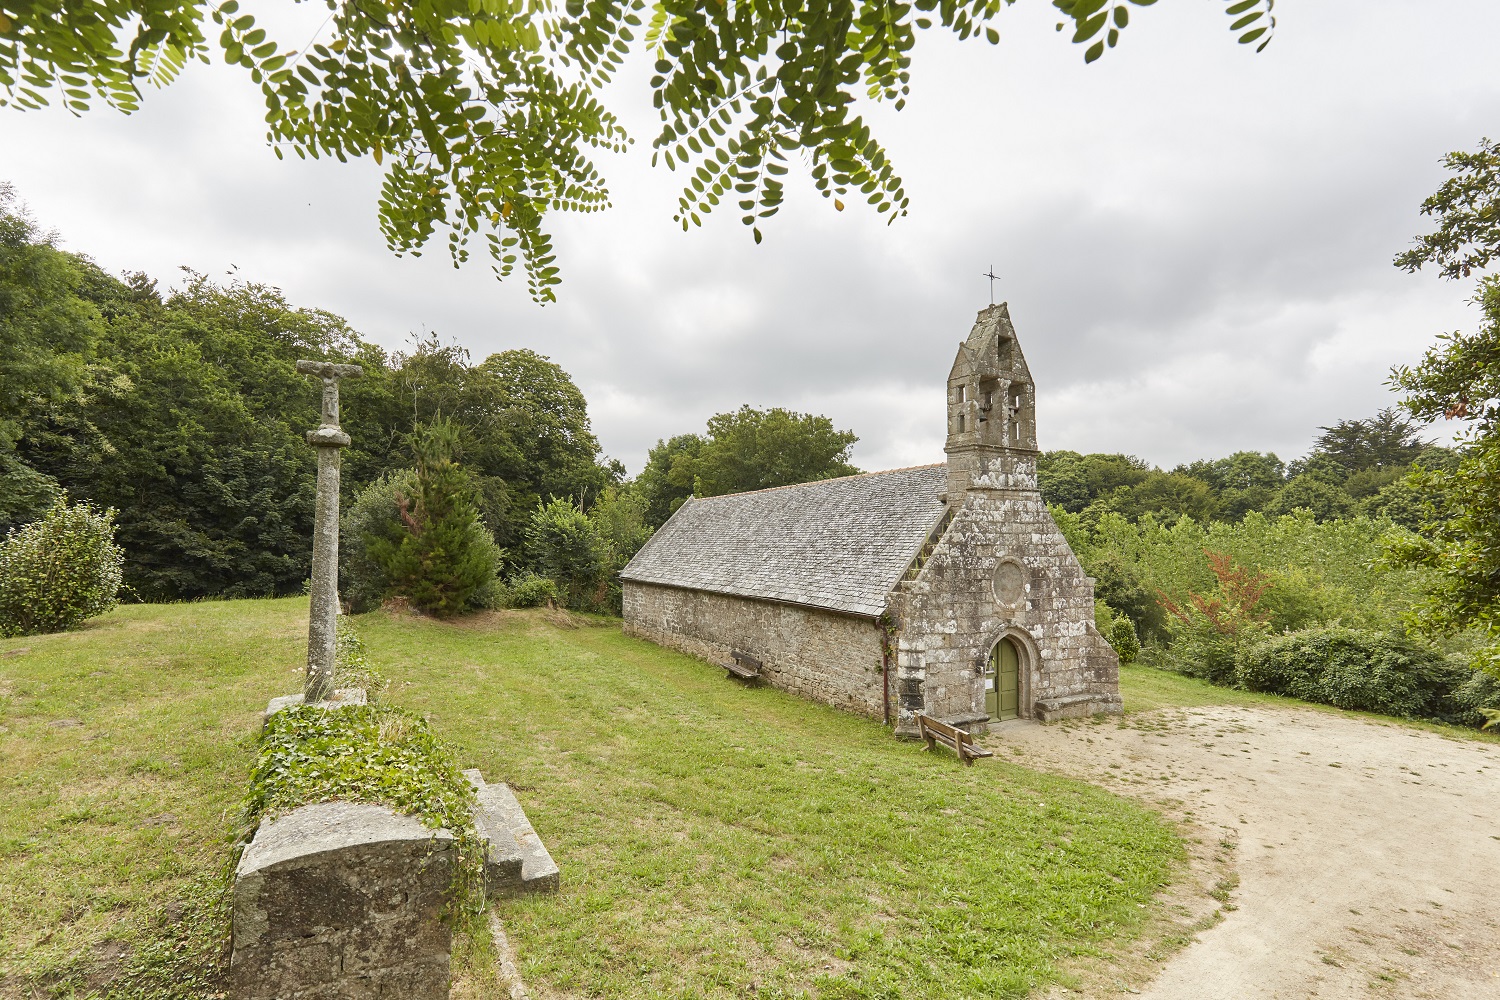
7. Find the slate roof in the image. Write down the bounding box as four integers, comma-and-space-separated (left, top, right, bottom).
619, 464, 949, 618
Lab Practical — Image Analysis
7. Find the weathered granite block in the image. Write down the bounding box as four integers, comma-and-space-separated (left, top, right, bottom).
231, 801, 454, 1000
463, 770, 560, 896
263, 688, 368, 724
1035, 692, 1124, 722
460, 769, 524, 895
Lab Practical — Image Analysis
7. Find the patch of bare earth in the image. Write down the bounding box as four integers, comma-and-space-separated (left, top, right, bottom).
1009, 706, 1500, 999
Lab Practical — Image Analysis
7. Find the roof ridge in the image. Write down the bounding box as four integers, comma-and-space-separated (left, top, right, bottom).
694, 462, 944, 501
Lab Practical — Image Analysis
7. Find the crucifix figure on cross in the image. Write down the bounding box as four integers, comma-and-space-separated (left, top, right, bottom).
296, 359, 363, 702
983, 265, 1001, 304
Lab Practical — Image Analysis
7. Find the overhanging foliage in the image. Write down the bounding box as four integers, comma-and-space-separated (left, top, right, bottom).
1, 0, 1274, 299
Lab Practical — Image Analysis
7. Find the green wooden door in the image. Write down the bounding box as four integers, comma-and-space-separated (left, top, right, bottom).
989, 638, 1020, 721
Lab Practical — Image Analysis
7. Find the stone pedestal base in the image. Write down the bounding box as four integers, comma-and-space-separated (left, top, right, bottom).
1034, 692, 1124, 722
231, 801, 454, 999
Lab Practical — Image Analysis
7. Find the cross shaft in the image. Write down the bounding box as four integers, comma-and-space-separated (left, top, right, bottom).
297, 359, 363, 702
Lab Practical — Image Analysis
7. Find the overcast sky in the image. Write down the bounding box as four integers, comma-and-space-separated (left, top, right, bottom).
4, 1, 1497, 475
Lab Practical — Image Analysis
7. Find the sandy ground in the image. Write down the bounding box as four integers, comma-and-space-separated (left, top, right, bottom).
999, 705, 1500, 999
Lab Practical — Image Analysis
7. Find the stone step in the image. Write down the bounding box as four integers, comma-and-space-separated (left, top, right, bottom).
464, 771, 525, 894
463, 770, 560, 897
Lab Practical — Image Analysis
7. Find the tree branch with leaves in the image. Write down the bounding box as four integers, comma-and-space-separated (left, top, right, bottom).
0, 0, 1276, 299
1386, 138, 1500, 688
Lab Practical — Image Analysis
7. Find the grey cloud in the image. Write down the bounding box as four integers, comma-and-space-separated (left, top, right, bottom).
2, 0, 1496, 476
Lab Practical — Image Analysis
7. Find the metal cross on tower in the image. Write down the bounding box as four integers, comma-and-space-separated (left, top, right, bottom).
983, 265, 1001, 304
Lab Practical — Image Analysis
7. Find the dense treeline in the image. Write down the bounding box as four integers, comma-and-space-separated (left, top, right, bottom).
1037, 410, 1500, 726
1, 185, 615, 602
1042, 412, 1500, 727
1037, 409, 1452, 529
1, 185, 862, 615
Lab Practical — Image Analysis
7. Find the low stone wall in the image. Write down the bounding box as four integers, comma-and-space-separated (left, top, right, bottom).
623, 581, 886, 719
231, 800, 455, 999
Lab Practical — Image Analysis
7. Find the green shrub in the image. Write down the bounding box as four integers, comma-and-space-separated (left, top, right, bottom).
1237, 626, 1464, 719
1160, 551, 1273, 686
341, 469, 417, 614
0, 496, 124, 637
367, 420, 502, 617
1107, 615, 1142, 664
1166, 610, 1270, 686
1452, 668, 1500, 727
1095, 599, 1141, 663
468, 574, 509, 610
505, 572, 561, 609
526, 497, 604, 610
1317, 639, 1453, 718
1233, 632, 1326, 702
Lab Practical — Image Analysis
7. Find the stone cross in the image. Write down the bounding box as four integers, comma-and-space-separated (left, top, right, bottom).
297, 359, 363, 702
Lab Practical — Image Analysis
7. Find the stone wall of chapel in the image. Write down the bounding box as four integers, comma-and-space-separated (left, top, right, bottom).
888, 488, 1121, 735
622, 581, 887, 719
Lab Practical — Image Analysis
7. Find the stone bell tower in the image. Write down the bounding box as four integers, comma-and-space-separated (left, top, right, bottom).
945, 302, 1039, 497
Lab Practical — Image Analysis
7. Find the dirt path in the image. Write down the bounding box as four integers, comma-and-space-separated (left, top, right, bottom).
1001, 706, 1500, 999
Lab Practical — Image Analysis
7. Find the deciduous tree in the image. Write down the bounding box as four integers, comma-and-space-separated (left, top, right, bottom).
692, 405, 859, 497
634, 432, 704, 528
1380, 136, 1500, 686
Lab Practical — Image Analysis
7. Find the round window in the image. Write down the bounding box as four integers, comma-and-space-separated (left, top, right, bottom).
993, 559, 1026, 606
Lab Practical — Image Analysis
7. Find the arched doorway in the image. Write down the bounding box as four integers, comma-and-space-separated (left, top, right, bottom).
984, 636, 1021, 722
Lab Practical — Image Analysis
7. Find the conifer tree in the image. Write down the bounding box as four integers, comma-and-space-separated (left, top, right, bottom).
370, 418, 498, 616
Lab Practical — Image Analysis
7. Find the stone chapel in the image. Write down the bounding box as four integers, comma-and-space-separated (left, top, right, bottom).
620, 303, 1122, 735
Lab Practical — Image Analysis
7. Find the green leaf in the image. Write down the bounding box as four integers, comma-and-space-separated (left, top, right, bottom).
1072, 12, 1108, 43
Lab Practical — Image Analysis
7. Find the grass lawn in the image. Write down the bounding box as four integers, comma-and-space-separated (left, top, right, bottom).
2, 599, 1191, 999
1116, 662, 1296, 715
1118, 660, 1500, 744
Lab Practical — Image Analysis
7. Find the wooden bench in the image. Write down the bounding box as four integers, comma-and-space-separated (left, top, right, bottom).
726, 650, 762, 682
917, 714, 995, 766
